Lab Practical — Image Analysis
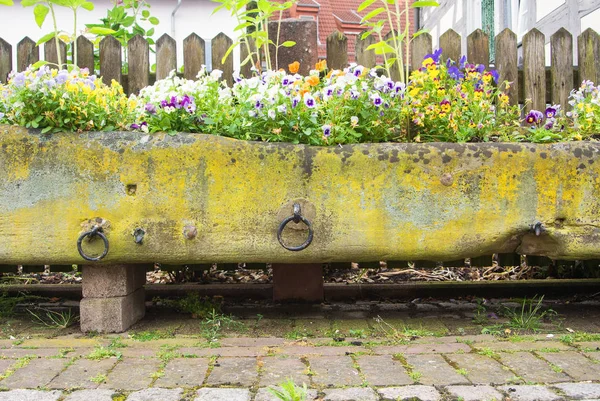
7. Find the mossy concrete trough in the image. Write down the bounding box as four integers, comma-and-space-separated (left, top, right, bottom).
1, 125, 599, 331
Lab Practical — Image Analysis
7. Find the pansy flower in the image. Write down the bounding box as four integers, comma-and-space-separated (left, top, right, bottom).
525, 110, 544, 125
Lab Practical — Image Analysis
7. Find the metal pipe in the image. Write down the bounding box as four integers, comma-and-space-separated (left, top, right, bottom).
171, 0, 183, 39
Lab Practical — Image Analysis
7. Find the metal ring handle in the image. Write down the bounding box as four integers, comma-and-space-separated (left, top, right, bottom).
277, 203, 314, 251
77, 226, 109, 261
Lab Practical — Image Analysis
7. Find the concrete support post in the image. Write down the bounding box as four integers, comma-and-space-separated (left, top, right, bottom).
272, 263, 324, 302
80, 264, 146, 333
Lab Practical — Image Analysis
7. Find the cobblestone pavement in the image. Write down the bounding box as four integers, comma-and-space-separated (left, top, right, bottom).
0, 334, 599, 400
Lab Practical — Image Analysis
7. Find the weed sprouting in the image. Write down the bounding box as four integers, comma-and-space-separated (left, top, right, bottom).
27, 307, 79, 329
268, 378, 309, 401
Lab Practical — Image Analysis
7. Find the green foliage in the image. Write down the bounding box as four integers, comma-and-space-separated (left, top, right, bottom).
504, 295, 557, 332
156, 294, 223, 319
90, 373, 107, 384
87, 346, 122, 360
359, 0, 439, 82
27, 306, 79, 329
129, 329, 175, 341
268, 378, 309, 401
0, 292, 45, 318
0, 66, 134, 133
212, 0, 296, 72
200, 309, 245, 342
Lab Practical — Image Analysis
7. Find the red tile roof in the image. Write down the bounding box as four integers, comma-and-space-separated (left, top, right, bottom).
274, 0, 415, 62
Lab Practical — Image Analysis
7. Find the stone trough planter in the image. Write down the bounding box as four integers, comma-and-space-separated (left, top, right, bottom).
1, 125, 599, 331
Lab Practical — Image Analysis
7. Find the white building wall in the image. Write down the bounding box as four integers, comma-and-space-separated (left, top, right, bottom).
0, 0, 240, 73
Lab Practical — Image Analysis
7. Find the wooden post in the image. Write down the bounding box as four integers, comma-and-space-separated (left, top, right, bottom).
17, 37, 38, 72
578, 28, 600, 85
272, 263, 324, 302
467, 29, 489, 68
411, 32, 432, 71
384, 30, 400, 81
76, 36, 94, 72
128, 35, 149, 95
240, 37, 254, 78
156, 34, 177, 80
211, 32, 234, 86
495, 28, 518, 106
44, 38, 67, 68
439, 29, 461, 63
523, 28, 546, 112
99, 36, 122, 87
0, 38, 12, 83
183, 33, 205, 80
326, 31, 348, 70
551, 28, 573, 111
356, 30, 376, 69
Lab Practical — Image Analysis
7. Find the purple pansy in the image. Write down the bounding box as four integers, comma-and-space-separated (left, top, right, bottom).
371, 94, 382, 107
525, 110, 544, 125
425, 48, 443, 64
322, 124, 331, 137
304, 94, 316, 108
448, 66, 464, 80
145, 103, 157, 114
545, 106, 557, 118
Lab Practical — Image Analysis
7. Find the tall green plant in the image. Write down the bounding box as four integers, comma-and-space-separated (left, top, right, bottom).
0, 0, 14, 5
212, 0, 296, 74
21, 0, 95, 69
359, 0, 439, 82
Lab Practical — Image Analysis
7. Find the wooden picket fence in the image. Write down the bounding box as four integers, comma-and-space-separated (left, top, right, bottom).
1, 23, 600, 112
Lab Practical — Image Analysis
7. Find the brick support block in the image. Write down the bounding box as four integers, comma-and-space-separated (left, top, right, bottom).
80, 288, 145, 333
80, 264, 147, 333
272, 263, 324, 302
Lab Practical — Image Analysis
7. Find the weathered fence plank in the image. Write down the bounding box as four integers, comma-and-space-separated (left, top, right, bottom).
551, 28, 574, 111
17, 37, 39, 72
240, 38, 254, 78
326, 31, 348, 70
211, 32, 233, 86
439, 29, 461, 63
495, 29, 518, 105
156, 34, 177, 80
578, 28, 600, 85
467, 29, 489, 68
76, 36, 94, 72
384, 30, 400, 81
0, 38, 12, 83
99, 36, 122, 87
411, 32, 432, 71
268, 19, 318, 76
44, 38, 67, 68
183, 33, 205, 80
523, 28, 546, 112
356, 31, 376, 68
128, 35, 149, 95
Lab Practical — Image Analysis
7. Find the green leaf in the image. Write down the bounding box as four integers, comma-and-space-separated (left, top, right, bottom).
280, 40, 295, 47
21, 0, 40, 7
141, 9, 149, 18
148, 16, 159, 25
357, 0, 376, 12
361, 7, 384, 23
412, 28, 430, 38
41, 126, 53, 134
32, 60, 49, 68
80, 1, 93, 10
411, 0, 439, 7
36, 31, 56, 45
146, 27, 154, 36
221, 40, 240, 64
33, 3, 48, 27
88, 27, 117, 35
0, 0, 14, 5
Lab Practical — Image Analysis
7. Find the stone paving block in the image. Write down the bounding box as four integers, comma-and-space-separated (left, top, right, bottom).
576, 342, 600, 351
356, 355, 412, 386
178, 347, 263, 357
0, 358, 67, 389
540, 351, 600, 381
405, 354, 469, 385
282, 346, 366, 356
0, 390, 63, 401
499, 385, 562, 401
206, 357, 258, 386
154, 357, 209, 387
126, 388, 183, 401
323, 387, 379, 401
0, 348, 59, 358
371, 343, 470, 355
20, 338, 104, 348
100, 358, 160, 390
377, 385, 441, 401
195, 388, 251, 401
49, 358, 117, 389
499, 352, 570, 383
259, 356, 310, 387
0, 359, 14, 374
446, 385, 504, 401
553, 383, 600, 399
475, 341, 571, 352
221, 338, 286, 347
254, 387, 318, 401
309, 356, 362, 387
446, 353, 513, 384
63, 389, 117, 401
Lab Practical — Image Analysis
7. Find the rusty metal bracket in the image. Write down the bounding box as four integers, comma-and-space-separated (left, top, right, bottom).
277, 203, 314, 251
